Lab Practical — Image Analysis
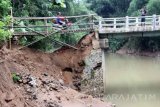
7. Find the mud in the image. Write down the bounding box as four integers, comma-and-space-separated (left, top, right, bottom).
0, 32, 112, 107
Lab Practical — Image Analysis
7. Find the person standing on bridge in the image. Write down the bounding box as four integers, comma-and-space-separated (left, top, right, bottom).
140, 6, 147, 26
56, 12, 65, 26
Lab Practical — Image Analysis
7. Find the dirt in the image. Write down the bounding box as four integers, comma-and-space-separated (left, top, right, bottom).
0, 32, 112, 107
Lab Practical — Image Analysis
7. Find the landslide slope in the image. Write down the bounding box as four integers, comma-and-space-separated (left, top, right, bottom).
0, 33, 111, 107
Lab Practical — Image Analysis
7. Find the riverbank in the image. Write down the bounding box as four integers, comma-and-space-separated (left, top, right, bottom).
117, 47, 160, 57
81, 49, 104, 98
0, 47, 113, 107
81, 45, 160, 99
0, 32, 113, 107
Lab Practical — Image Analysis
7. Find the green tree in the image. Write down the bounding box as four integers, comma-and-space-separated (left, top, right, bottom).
147, 0, 160, 15
86, 0, 131, 17
0, 0, 11, 17
0, 0, 11, 46
86, 0, 114, 17
12, 0, 53, 17
127, 0, 149, 16
11, 0, 92, 51
109, 0, 131, 16
0, 20, 11, 42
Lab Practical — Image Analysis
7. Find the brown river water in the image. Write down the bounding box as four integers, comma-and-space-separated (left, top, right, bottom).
104, 53, 160, 107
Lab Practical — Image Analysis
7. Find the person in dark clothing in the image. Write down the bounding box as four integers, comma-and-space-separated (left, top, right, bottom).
140, 6, 147, 26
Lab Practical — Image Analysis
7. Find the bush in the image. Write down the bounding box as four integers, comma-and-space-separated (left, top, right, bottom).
0, 18, 12, 43
109, 37, 128, 52
12, 73, 21, 83
0, 0, 11, 17
127, 37, 160, 52
147, 0, 160, 15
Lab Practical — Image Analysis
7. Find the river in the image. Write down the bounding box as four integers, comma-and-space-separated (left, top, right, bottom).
103, 52, 160, 107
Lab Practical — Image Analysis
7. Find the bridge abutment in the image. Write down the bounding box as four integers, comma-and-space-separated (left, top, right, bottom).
98, 33, 109, 93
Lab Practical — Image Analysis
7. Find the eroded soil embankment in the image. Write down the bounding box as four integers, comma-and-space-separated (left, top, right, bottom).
50, 35, 94, 90
0, 33, 112, 107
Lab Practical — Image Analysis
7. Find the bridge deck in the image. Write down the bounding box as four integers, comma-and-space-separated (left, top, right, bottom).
99, 15, 160, 37
11, 15, 95, 36
10, 14, 160, 37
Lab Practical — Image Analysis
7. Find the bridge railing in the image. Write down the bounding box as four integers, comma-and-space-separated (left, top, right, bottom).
12, 14, 96, 36
99, 15, 160, 33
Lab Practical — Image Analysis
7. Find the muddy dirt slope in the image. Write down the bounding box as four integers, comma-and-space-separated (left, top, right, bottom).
0, 32, 112, 107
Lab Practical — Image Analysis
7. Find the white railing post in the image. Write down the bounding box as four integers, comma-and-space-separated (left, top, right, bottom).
158, 16, 160, 30
136, 17, 139, 30
9, 7, 14, 49
152, 14, 156, 30
44, 19, 48, 36
11, 7, 14, 33
114, 18, 116, 29
158, 16, 160, 26
126, 16, 129, 31
99, 18, 102, 32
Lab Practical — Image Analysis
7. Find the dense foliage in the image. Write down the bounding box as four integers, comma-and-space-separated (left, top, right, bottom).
0, 17, 12, 42
10, 0, 92, 51
0, 0, 11, 44
86, 0, 131, 17
0, 0, 11, 17
11, 0, 90, 17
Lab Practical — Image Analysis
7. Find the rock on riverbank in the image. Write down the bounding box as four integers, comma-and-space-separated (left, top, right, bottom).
82, 49, 104, 98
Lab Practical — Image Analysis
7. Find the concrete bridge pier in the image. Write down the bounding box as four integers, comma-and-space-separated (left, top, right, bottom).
99, 38, 109, 91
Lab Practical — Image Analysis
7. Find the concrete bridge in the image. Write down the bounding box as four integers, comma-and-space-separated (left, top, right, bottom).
98, 15, 160, 38
96, 14, 160, 49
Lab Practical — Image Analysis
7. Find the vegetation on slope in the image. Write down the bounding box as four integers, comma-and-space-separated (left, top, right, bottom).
0, 0, 11, 46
